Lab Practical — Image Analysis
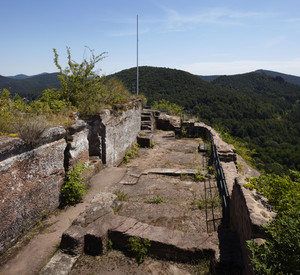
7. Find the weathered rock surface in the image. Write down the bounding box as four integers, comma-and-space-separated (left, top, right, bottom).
104, 101, 142, 166
231, 176, 276, 275
0, 138, 66, 254
40, 251, 79, 275
60, 192, 220, 263
65, 129, 89, 170
0, 136, 27, 161
85, 100, 142, 166
39, 126, 66, 145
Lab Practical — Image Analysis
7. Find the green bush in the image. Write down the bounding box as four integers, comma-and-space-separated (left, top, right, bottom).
193, 170, 206, 182
61, 162, 88, 205
246, 171, 300, 274
244, 171, 300, 214
152, 99, 183, 116
0, 89, 29, 135
53, 47, 133, 116
126, 237, 151, 264
30, 89, 71, 114
247, 211, 300, 275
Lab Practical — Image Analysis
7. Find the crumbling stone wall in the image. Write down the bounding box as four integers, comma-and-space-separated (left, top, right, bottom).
86, 100, 142, 166
104, 101, 142, 166
0, 101, 142, 254
65, 118, 90, 171
0, 127, 67, 254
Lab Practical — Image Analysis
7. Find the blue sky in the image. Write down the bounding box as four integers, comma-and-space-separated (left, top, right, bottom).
1, 0, 300, 76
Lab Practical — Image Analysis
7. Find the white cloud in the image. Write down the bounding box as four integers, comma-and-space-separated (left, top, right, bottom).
181, 59, 300, 76
159, 7, 272, 32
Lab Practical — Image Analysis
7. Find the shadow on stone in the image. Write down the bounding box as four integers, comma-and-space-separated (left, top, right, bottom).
216, 225, 244, 274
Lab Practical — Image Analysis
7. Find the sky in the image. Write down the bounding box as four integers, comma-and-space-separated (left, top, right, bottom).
1, 0, 300, 77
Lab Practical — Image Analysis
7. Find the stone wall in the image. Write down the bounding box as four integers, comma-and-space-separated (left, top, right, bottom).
230, 177, 275, 275
0, 101, 142, 254
0, 127, 67, 254
104, 101, 142, 166
86, 100, 142, 167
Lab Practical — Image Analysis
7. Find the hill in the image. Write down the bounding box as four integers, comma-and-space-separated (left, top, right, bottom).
255, 69, 300, 86
112, 66, 300, 173
212, 72, 300, 99
199, 70, 300, 86
0, 72, 60, 99
6, 74, 30, 80
110, 66, 228, 107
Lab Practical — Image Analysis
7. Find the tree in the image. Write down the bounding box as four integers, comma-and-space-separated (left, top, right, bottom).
53, 47, 108, 115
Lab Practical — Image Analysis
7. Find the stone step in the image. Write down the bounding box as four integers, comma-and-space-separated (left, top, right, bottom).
59, 193, 219, 262
141, 125, 152, 131
141, 116, 152, 121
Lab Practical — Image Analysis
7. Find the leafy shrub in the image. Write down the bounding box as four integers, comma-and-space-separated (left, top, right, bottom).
30, 89, 71, 114
152, 99, 183, 116
244, 171, 300, 214
247, 211, 300, 275
61, 162, 88, 205
126, 237, 151, 264
246, 171, 300, 274
53, 47, 134, 116
0, 89, 29, 135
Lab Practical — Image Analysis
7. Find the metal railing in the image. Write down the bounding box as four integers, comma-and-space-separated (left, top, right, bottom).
210, 132, 230, 225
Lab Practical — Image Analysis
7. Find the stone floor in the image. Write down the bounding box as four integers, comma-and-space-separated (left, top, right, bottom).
63, 131, 243, 274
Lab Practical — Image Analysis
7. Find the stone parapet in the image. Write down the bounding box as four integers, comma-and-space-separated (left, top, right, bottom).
0, 137, 66, 254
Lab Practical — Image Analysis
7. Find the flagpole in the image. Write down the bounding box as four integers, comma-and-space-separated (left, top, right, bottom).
137, 15, 139, 96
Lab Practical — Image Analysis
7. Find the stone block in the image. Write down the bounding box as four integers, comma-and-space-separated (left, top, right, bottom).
137, 134, 153, 147
60, 225, 86, 256
65, 129, 89, 170
72, 192, 118, 227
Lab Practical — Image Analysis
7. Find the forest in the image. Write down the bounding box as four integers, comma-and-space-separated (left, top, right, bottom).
111, 66, 300, 173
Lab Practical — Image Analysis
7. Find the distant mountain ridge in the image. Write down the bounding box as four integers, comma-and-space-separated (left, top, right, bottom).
0, 72, 60, 99
1, 68, 300, 100
7, 74, 30, 80
199, 69, 300, 86
255, 69, 300, 86
5, 72, 50, 79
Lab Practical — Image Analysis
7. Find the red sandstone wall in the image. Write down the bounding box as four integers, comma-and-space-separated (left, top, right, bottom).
0, 136, 66, 254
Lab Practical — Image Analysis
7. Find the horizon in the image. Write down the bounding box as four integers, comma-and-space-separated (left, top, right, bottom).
3, 67, 300, 78
1, 0, 300, 76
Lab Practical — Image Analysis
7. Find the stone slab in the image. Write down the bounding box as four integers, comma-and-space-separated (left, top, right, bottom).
40, 251, 79, 275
